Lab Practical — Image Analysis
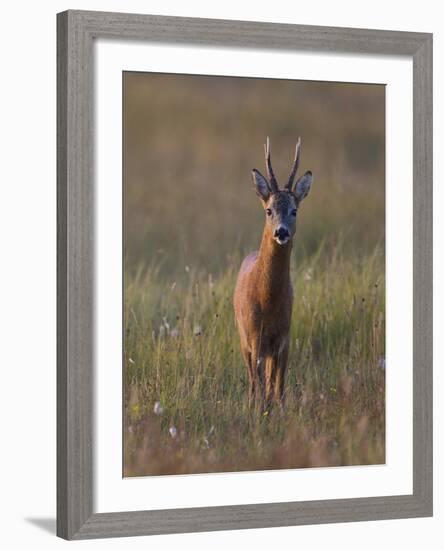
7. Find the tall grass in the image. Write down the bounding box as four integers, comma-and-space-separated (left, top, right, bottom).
123, 72, 385, 476
124, 241, 385, 476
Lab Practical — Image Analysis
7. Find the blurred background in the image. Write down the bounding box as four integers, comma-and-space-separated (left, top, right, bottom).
123, 72, 386, 476
124, 73, 385, 278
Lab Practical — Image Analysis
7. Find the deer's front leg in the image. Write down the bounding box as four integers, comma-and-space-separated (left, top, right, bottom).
248, 329, 264, 402
274, 337, 289, 407
240, 346, 256, 408
264, 355, 277, 412
255, 355, 265, 405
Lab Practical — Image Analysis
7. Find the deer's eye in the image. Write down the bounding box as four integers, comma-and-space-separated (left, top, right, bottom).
266, 208, 272, 216
291, 209, 297, 216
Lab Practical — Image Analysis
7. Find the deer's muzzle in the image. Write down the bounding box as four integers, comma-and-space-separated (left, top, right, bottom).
274, 226, 290, 245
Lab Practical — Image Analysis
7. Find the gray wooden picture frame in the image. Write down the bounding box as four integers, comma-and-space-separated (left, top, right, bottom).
57, 9, 433, 540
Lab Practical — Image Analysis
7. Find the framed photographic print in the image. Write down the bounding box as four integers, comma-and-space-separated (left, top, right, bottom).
57, 10, 433, 540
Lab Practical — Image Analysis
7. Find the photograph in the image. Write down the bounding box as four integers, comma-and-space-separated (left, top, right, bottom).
123, 71, 386, 477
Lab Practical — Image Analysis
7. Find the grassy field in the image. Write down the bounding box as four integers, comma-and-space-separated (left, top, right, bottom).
124, 241, 385, 475
123, 73, 385, 476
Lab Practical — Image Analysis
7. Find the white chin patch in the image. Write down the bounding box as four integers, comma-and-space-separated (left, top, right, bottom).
275, 237, 289, 246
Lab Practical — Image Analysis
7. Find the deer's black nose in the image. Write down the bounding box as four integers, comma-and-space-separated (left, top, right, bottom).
274, 227, 290, 240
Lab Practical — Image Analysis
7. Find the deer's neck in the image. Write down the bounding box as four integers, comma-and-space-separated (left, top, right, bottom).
255, 225, 292, 306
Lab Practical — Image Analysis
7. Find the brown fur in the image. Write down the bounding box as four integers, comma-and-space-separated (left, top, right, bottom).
233, 138, 312, 410
234, 207, 293, 409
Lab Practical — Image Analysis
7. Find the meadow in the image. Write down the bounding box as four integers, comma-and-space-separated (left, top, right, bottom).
123, 73, 385, 476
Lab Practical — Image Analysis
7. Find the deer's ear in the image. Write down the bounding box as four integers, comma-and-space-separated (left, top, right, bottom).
294, 171, 312, 202
252, 169, 270, 201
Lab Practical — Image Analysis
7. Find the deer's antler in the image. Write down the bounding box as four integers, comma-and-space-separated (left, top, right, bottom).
264, 137, 279, 193
286, 137, 301, 191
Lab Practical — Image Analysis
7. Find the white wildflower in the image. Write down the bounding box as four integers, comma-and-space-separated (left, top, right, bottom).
153, 401, 163, 415
169, 426, 178, 439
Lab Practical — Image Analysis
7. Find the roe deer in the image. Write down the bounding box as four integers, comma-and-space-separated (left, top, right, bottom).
233, 137, 313, 410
